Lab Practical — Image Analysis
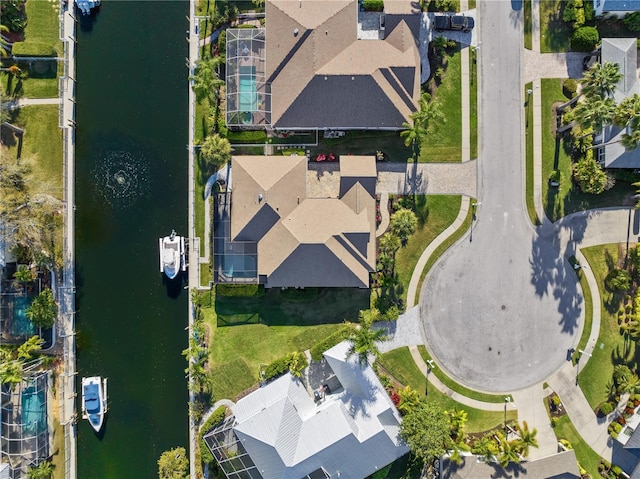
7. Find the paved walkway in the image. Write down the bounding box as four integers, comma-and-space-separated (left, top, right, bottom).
3, 97, 61, 110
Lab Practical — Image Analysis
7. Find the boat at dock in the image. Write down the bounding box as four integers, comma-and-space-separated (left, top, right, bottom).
81, 376, 107, 433
159, 230, 186, 280
75, 0, 100, 15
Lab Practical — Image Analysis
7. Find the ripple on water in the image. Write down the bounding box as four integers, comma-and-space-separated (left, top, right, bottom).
93, 148, 150, 210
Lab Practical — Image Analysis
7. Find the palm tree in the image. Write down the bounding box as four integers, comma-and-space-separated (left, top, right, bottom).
497, 433, 520, 468
581, 61, 622, 99
199, 134, 232, 172
400, 93, 444, 151
614, 94, 640, 126
378, 232, 401, 256
390, 208, 418, 245
25, 288, 57, 329
572, 94, 616, 132
621, 128, 640, 151
400, 120, 427, 149
513, 421, 538, 458
13, 264, 34, 283
190, 56, 225, 102
346, 311, 389, 366
397, 385, 421, 415
28, 461, 53, 479
17, 335, 44, 360
448, 408, 468, 439
618, 372, 640, 394
0, 359, 24, 388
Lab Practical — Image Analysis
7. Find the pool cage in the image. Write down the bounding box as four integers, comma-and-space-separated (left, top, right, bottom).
1, 368, 50, 479
226, 28, 271, 129
203, 414, 262, 479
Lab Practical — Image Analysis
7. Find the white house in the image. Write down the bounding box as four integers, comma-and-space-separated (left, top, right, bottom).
204, 341, 409, 479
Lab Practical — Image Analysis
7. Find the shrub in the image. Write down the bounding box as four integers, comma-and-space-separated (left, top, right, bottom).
309, 325, 353, 361
571, 26, 599, 52
573, 150, 607, 194
363, 0, 384, 11
559, 438, 573, 450
262, 352, 309, 381
198, 406, 227, 464
606, 269, 632, 292
563, 0, 586, 28
623, 12, 640, 32
563, 78, 578, 99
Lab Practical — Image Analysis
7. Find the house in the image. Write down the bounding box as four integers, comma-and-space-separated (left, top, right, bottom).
441, 450, 581, 478
221, 155, 377, 288
593, 0, 640, 17
203, 340, 410, 479
225, 0, 421, 130
597, 38, 640, 168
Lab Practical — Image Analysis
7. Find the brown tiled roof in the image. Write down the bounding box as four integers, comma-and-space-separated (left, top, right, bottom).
266, 0, 420, 129
230, 155, 377, 288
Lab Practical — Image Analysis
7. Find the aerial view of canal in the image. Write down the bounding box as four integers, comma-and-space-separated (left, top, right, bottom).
74, 1, 189, 476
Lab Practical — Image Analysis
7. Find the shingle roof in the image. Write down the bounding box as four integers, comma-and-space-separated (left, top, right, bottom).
441, 450, 581, 479
601, 0, 640, 12
230, 155, 377, 288
266, 0, 420, 129
231, 341, 409, 479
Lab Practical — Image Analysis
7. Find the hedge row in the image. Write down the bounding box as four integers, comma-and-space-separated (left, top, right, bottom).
263, 353, 309, 381
309, 325, 353, 361
363, 0, 384, 11
215, 283, 264, 297
199, 406, 227, 464
11, 42, 57, 57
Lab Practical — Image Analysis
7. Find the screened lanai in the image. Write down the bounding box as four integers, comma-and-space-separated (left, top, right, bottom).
226, 28, 271, 129
1, 369, 51, 479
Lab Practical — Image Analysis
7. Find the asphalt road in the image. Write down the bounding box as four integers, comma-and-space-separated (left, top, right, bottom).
420, 0, 581, 392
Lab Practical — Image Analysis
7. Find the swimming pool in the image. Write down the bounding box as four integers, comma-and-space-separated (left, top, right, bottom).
239, 65, 257, 112
11, 296, 35, 337
21, 386, 46, 436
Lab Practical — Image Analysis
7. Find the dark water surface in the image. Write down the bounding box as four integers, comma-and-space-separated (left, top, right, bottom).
75, 2, 189, 476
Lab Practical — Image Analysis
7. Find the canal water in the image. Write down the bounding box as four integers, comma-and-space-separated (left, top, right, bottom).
74, 2, 189, 476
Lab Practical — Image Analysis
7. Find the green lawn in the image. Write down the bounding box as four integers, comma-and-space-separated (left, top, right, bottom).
377, 347, 517, 433
416, 198, 473, 299
539, 1, 572, 53
553, 414, 601, 478
541, 79, 635, 221
204, 287, 369, 400
573, 257, 594, 357
22, 0, 63, 55
525, 82, 539, 225
417, 346, 510, 404
1, 62, 59, 99
469, 48, 477, 160
3, 105, 63, 199
419, 48, 462, 163
395, 195, 461, 307
579, 245, 635, 410
524, 0, 532, 50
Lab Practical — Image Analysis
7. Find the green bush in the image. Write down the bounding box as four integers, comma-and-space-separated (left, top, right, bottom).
623, 12, 640, 32
198, 406, 227, 464
599, 401, 614, 415
263, 352, 309, 381
215, 284, 264, 297
309, 325, 353, 361
606, 269, 632, 292
363, 0, 384, 11
11, 41, 57, 57
573, 150, 608, 194
562, 78, 578, 99
571, 26, 599, 52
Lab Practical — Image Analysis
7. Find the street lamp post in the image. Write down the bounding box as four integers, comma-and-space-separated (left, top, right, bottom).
426, 359, 435, 395
575, 349, 592, 386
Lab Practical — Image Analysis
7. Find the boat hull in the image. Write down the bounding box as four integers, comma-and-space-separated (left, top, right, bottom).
159, 231, 186, 280
81, 376, 107, 433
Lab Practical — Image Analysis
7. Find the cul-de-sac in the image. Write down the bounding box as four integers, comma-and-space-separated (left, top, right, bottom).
1, 0, 640, 478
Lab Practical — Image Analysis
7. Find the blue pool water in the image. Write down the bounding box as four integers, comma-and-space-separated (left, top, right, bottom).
12, 296, 35, 337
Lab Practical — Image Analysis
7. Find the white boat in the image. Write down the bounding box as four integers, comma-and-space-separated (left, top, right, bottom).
81, 376, 107, 433
159, 230, 186, 280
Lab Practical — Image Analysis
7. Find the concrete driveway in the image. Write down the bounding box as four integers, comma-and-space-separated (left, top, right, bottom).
419, 0, 580, 393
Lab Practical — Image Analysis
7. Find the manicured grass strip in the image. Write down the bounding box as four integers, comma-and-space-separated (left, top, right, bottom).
4, 105, 63, 199
553, 414, 601, 478
419, 47, 462, 163
539, 0, 572, 53
524, 82, 540, 226
417, 346, 507, 404
579, 245, 635, 410
395, 195, 461, 307
1, 67, 59, 99
469, 49, 478, 160
22, 0, 63, 55
524, 0, 532, 50
540, 79, 635, 222
416, 197, 474, 296
573, 256, 594, 357
209, 358, 255, 402
377, 348, 516, 433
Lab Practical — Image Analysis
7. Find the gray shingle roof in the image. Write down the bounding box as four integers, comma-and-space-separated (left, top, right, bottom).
601, 0, 640, 12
